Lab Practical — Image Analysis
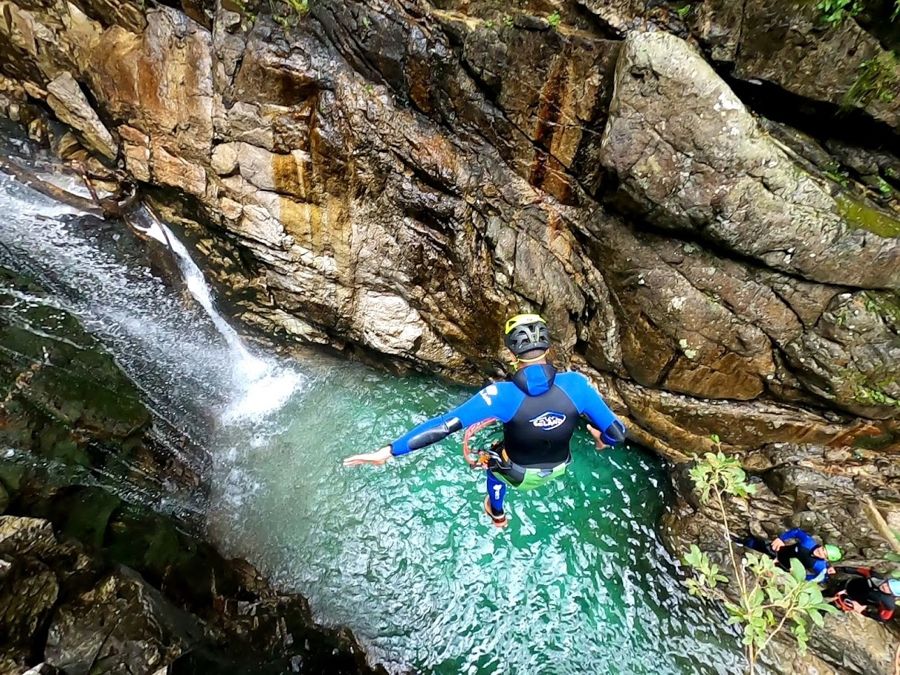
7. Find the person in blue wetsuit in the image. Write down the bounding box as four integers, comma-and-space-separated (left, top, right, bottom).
343, 314, 627, 527
735, 528, 843, 581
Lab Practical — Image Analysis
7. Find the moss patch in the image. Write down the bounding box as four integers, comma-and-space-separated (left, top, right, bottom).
842, 51, 899, 110
853, 428, 900, 450
862, 291, 900, 329
837, 194, 900, 238
853, 385, 900, 408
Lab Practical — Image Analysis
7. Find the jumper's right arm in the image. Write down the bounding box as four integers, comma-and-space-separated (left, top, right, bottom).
566, 373, 626, 445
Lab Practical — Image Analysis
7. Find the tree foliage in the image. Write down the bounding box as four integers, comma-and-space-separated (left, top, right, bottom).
682, 442, 838, 674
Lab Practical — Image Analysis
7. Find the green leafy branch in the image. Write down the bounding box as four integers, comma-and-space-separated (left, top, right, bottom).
682, 440, 837, 674
817, 0, 861, 25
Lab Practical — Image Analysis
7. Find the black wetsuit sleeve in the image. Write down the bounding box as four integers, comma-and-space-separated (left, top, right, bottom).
389, 383, 520, 456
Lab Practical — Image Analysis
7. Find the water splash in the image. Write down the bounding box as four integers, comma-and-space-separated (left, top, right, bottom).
127, 205, 304, 423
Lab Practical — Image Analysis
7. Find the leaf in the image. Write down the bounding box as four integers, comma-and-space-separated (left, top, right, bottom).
810, 609, 825, 627
710, 434, 720, 444
808, 586, 823, 605
790, 558, 807, 582
683, 544, 702, 567
750, 588, 765, 608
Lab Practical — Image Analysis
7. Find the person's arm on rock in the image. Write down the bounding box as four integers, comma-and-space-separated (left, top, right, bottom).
771, 528, 816, 552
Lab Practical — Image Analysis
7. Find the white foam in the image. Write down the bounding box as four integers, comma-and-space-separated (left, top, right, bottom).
129, 206, 304, 424
221, 368, 305, 424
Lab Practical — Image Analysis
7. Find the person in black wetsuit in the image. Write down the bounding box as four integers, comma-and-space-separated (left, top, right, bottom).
735, 528, 843, 582
343, 314, 627, 527
824, 567, 900, 622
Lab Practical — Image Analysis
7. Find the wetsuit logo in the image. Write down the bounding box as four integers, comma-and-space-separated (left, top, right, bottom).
530, 411, 566, 430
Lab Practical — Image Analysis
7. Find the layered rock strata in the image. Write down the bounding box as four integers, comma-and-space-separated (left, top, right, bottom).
0, 0, 897, 672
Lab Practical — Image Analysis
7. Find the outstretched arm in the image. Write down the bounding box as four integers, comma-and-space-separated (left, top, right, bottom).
343, 383, 519, 466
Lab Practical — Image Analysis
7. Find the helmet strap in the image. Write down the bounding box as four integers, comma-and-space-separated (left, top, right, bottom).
517, 352, 548, 365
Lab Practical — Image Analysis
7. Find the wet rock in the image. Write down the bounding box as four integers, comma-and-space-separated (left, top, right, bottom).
0, 1, 897, 672
0, 502, 386, 674
45, 72, 117, 161
582, 0, 900, 129
730, 1, 899, 129
601, 31, 899, 290
0, 555, 58, 650
0, 0, 896, 444
45, 568, 205, 674
662, 446, 900, 675
782, 290, 900, 419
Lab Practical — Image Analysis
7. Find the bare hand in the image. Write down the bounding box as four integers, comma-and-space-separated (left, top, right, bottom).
343, 446, 393, 467
771, 537, 785, 551
849, 600, 867, 614
586, 424, 607, 451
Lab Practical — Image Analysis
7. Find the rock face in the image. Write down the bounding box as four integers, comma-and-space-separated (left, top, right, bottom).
0, 265, 382, 674
663, 449, 900, 675
0, 513, 384, 674
45, 72, 117, 160
0, 0, 894, 457
0, 0, 898, 672
600, 32, 897, 290
582, 0, 900, 129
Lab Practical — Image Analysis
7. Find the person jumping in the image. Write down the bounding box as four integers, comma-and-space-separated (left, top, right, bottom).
343, 314, 626, 527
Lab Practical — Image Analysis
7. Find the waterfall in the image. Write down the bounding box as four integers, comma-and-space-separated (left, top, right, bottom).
0, 164, 303, 434
125, 205, 304, 424
128, 206, 268, 381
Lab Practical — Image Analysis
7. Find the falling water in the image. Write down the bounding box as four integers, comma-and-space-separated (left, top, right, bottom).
0, 149, 303, 503
126, 205, 300, 422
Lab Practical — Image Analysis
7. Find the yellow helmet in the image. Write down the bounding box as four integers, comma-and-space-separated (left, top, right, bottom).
504, 314, 550, 355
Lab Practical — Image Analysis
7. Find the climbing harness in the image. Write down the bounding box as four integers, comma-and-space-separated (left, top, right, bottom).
462, 418, 569, 490
462, 418, 504, 470
833, 591, 854, 612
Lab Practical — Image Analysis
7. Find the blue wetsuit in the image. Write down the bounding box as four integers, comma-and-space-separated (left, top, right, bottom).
777, 529, 830, 581
389, 364, 625, 514
740, 528, 830, 582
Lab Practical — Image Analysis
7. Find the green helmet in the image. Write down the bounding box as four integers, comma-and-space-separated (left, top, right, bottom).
823, 544, 843, 562
504, 313, 550, 356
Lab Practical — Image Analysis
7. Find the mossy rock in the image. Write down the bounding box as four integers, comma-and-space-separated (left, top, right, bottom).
842, 50, 899, 110
0, 267, 150, 465
0, 311, 150, 438
836, 194, 900, 237
42, 485, 123, 550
